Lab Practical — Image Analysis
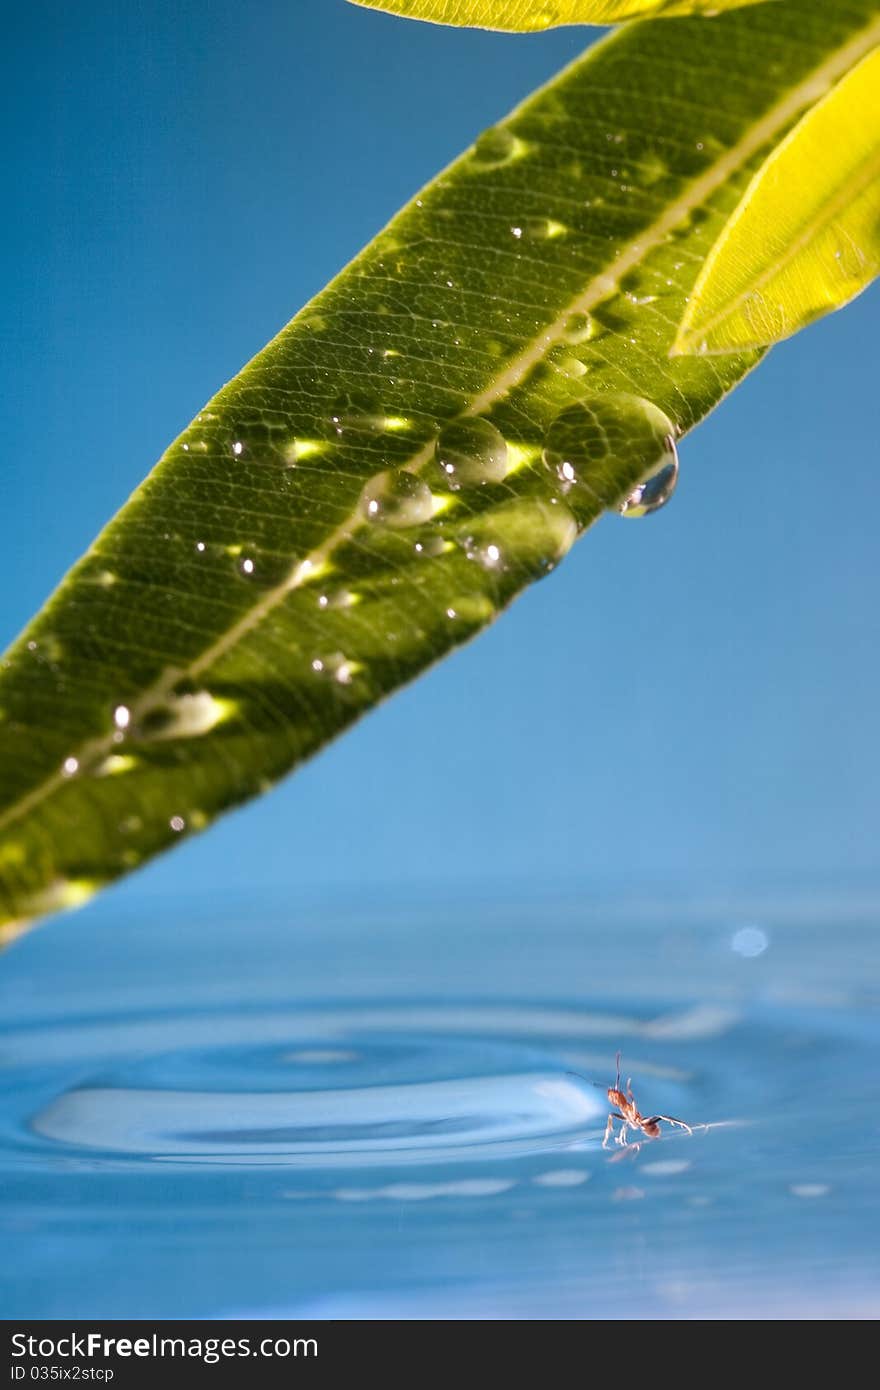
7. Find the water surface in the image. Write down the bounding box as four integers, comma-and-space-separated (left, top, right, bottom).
1, 891, 877, 1318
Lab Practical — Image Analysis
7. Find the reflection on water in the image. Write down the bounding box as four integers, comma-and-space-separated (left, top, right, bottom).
1, 893, 878, 1317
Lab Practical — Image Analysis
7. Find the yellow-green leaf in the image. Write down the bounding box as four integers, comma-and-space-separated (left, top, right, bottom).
347, 0, 771, 33
673, 44, 880, 355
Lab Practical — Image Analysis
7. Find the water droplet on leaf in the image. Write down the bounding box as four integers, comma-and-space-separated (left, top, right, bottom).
330, 392, 385, 436
542, 394, 678, 522
472, 127, 521, 168
434, 418, 509, 489
358, 471, 435, 528
563, 312, 598, 344
618, 447, 678, 519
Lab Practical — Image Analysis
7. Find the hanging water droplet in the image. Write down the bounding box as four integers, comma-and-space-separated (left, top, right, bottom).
434, 418, 508, 489
472, 127, 522, 168
113, 705, 131, 731
330, 391, 385, 436
358, 471, 435, 528
542, 394, 678, 521
61, 757, 79, 777
619, 446, 678, 519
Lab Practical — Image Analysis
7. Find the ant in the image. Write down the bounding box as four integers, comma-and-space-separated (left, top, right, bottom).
571, 1052, 694, 1150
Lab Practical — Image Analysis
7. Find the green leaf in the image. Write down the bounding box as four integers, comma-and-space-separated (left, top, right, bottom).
2, 0, 879, 940
673, 43, 880, 355
347, 0, 771, 32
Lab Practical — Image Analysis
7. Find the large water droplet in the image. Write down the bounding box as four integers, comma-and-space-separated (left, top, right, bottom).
618, 447, 678, 519
358, 471, 435, 528
330, 392, 385, 436
542, 394, 678, 520
434, 418, 508, 489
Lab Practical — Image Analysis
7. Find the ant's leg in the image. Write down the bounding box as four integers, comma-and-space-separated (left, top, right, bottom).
650, 1115, 693, 1135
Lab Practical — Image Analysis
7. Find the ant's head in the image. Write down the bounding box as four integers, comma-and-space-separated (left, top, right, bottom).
607, 1051, 625, 1106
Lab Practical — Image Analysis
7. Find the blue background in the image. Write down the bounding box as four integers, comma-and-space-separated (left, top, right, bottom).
2, 0, 878, 917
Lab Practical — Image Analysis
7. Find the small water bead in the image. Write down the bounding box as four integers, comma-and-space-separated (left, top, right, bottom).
461, 536, 505, 571
311, 651, 358, 686
639, 152, 669, 187
96, 754, 138, 777
330, 391, 385, 436
521, 216, 566, 241
458, 498, 577, 584
472, 127, 519, 168
741, 292, 788, 343
529, 5, 558, 29
542, 394, 679, 520
61, 757, 79, 777
138, 691, 236, 741
445, 594, 495, 626
832, 226, 867, 282
563, 312, 598, 345
358, 470, 435, 528
317, 588, 357, 611
414, 535, 447, 558
234, 548, 295, 589
169, 816, 186, 834
434, 418, 509, 490
552, 353, 588, 381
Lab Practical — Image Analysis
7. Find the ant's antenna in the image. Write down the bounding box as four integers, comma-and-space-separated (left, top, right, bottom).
615, 1050, 621, 1092
565, 1069, 606, 1091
